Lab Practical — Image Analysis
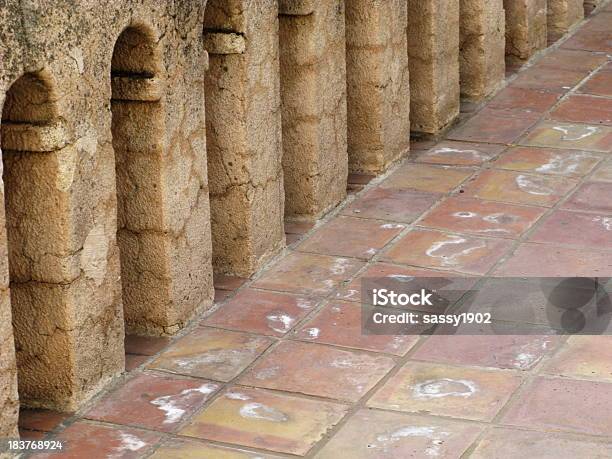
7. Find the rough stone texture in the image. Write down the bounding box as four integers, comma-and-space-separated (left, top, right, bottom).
279, 0, 348, 220
345, 0, 410, 174
504, 0, 548, 64
204, 0, 285, 275
407, 0, 460, 134
460, 0, 506, 100
0, 0, 212, 433
548, 0, 585, 42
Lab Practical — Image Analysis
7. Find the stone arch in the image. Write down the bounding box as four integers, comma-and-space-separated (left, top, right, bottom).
110, 24, 169, 336
0, 70, 74, 409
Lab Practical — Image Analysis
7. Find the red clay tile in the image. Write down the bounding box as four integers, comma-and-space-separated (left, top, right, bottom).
486, 87, 561, 118
368, 361, 523, 421
214, 289, 233, 303
251, 252, 365, 297
179, 387, 348, 456
147, 327, 273, 382
19, 409, 70, 433
294, 301, 419, 355
471, 427, 612, 459
492, 146, 601, 177
462, 169, 577, 207
341, 187, 441, 223
447, 113, 537, 144
297, 216, 404, 260
202, 288, 317, 336
240, 340, 395, 402
562, 30, 612, 53
592, 159, 612, 182
382, 228, 512, 275
380, 164, 474, 193
317, 409, 483, 459
84, 373, 219, 432
521, 121, 612, 152
503, 376, 612, 436
544, 336, 612, 382
579, 70, 612, 97
511, 66, 586, 93
415, 141, 505, 166
495, 243, 612, 276
419, 197, 546, 238
528, 210, 612, 249
535, 49, 608, 72
413, 335, 559, 370
124, 335, 170, 356
550, 95, 612, 126
125, 354, 149, 371
562, 181, 612, 213
149, 438, 284, 458
213, 274, 249, 291
30, 422, 160, 459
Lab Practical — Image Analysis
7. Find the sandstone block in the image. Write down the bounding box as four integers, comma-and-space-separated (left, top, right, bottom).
547, 0, 585, 42
504, 0, 548, 64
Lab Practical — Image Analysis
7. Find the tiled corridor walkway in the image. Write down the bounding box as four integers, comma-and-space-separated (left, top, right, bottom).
22, 5, 612, 458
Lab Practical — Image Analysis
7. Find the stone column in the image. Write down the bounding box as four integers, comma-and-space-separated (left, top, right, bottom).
345, 0, 410, 174
407, 0, 460, 134
547, 0, 584, 42
460, 0, 506, 101
504, 0, 548, 64
204, 0, 285, 276
279, 0, 348, 220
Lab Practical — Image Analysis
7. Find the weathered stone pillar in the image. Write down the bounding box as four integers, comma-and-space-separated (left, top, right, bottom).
504, 0, 548, 64
204, 0, 285, 275
547, 0, 584, 42
407, 0, 460, 134
279, 0, 348, 220
460, 0, 506, 100
345, 0, 410, 174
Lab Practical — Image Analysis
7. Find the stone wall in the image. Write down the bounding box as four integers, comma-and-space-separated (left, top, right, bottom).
548, 0, 585, 42
504, 0, 548, 64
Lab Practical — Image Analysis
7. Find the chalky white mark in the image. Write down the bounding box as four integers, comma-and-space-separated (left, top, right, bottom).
553, 125, 600, 141
388, 274, 415, 282
111, 432, 146, 457
304, 327, 320, 339
593, 216, 612, 231
369, 426, 450, 457
381, 223, 405, 229
514, 353, 536, 370
297, 298, 314, 309
266, 312, 295, 334
515, 175, 554, 196
255, 366, 279, 380
426, 236, 485, 266
239, 402, 288, 422
331, 258, 350, 275
331, 358, 358, 369
510, 338, 552, 370
332, 305, 342, 312
430, 147, 488, 161
536, 153, 585, 175
366, 248, 377, 256
150, 384, 217, 424
174, 349, 245, 370
225, 392, 251, 400
453, 211, 477, 218
413, 378, 478, 399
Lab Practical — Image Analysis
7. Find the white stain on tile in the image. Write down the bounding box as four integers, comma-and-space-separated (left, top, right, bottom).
593, 216, 612, 231
515, 175, 554, 196
426, 236, 485, 266
225, 392, 251, 400
369, 426, 451, 457
297, 298, 315, 309
304, 327, 320, 339
112, 432, 147, 457
239, 402, 288, 422
535, 152, 592, 175
254, 365, 280, 380
381, 223, 405, 229
388, 274, 415, 282
331, 258, 351, 275
266, 312, 296, 334
453, 211, 477, 218
553, 125, 600, 141
150, 384, 217, 424
413, 378, 478, 399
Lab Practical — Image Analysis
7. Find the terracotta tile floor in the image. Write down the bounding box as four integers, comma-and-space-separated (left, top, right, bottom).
25, 9, 612, 459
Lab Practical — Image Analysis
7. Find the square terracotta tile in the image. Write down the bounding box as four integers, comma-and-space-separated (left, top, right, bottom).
239, 341, 395, 402
486, 87, 561, 118
296, 216, 404, 260
562, 30, 612, 53
415, 141, 505, 166
536, 49, 608, 72
335, 262, 474, 304
579, 70, 612, 97
492, 147, 601, 177
592, 159, 612, 182
562, 182, 612, 213
511, 66, 586, 93
382, 228, 513, 275
550, 95, 612, 126
368, 361, 522, 421
380, 164, 474, 193
502, 377, 612, 436
294, 301, 418, 355
124, 335, 170, 356
471, 427, 612, 459
462, 169, 577, 207
419, 197, 546, 239
528, 210, 612, 249
341, 187, 441, 223
521, 121, 612, 152
251, 252, 365, 297
315, 409, 483, 459
178, 387, 348, 456
447, 112, 536, 144
19, 409, 70, 433
147, 327, 273, 382
202, 288, 317, 336
544, 336, 612, 382
495, 243, 612, 277
149, 438, 284, 459
29, 422, 160, 459
84, 373, 219, 432
412, 335, 559, 370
